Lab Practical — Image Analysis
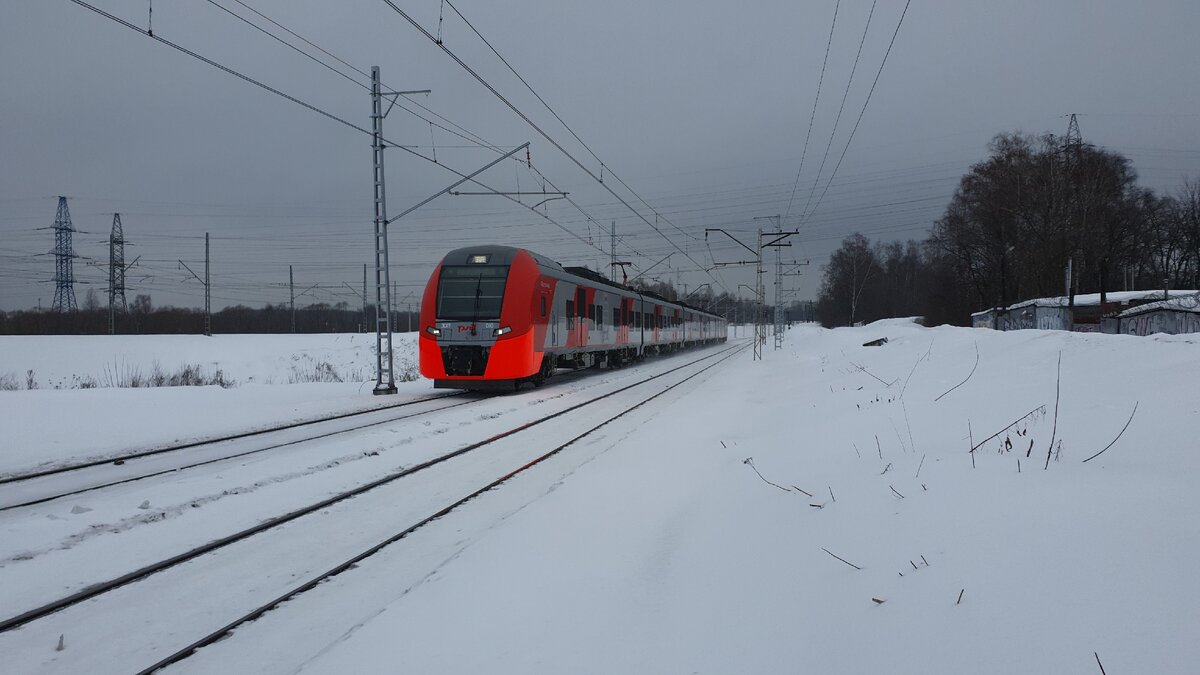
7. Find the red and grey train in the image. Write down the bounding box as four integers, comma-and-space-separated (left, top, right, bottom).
419, 246, 727, 389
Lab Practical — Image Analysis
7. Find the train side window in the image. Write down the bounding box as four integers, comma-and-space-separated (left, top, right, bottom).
576, 288, 587, 318
613, 307, 620, 326
566, 300, 575, 327
540, 296, 547, 317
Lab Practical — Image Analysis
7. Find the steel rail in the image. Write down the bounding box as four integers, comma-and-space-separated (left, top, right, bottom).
136, 341, 747, 674
0, 396, 481, 512
0, 342, 738, 635
0, 392, 464, 485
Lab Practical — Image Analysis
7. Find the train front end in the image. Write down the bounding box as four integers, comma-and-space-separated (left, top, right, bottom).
419, 246, 543, 389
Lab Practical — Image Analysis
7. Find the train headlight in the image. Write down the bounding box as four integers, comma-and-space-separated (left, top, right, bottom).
494, 326, 512, 337
426, 326, 441, 337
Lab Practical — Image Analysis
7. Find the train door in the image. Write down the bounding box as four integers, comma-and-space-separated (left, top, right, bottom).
575, 286, 587, 347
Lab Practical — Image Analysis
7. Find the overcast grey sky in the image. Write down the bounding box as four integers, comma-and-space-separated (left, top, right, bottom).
2, 0, 1198, 311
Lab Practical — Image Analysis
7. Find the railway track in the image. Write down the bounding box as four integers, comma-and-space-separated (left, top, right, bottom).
0, 393, 480, 511
0, 342, 743, 668
0, 391, 464, 484
0, 351, 667, 512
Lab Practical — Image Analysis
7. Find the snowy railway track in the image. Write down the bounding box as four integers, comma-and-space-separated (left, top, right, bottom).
0, 342, 745, 673
0, 391, 480, 511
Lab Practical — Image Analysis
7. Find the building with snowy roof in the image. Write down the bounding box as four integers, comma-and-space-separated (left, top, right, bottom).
971, 290, 1199, 333
1115, 293, 1200, 336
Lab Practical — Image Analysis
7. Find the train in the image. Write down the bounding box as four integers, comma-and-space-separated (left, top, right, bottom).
418, 245, 728, 390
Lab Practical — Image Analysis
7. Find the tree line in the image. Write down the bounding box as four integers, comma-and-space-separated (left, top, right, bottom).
0, 294, 418, 335
817, 131, 1200, 327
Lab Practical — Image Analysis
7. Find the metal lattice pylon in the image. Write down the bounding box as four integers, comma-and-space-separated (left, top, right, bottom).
108, 213, 127, 333
51, 196, 78, 312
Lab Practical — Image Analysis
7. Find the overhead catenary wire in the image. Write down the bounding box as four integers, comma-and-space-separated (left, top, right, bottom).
203, 0, 654, 271
800, 0, 914, 227
797, 0, 878, 226
64, 0, 634, 270
379, 0, 726, 292
440, 0, 700, 245
783, 0, 841, 225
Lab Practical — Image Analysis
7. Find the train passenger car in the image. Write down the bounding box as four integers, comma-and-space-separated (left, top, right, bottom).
419, 245, 727, 389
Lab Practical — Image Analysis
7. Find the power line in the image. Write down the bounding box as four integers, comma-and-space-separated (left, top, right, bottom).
800, 0, 914, 226
380, 0, 725, 292
441, 0, 701, 245
65, 0, 626, 267
798, 0, 879, 226
204, 0, 651, 271
783, 0, 841, 224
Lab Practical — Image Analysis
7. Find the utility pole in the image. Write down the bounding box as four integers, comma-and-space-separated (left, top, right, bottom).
370, 65, 398, 394
51, 196, 78, 312
610, 220, 616, 280
774, 244, 784, 349
752, 215, 796, 356
204, 233, 211, 336
756, 227, 764, 358
362, 263, 368, 333
178, 233, 211, 336
706, 222, 794, 360
368, 67, 432, 394
290, 265, 296, 333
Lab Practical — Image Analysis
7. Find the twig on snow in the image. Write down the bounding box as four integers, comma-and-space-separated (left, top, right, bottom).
1045, 351, 1062, 470
828, 486, 836, 503
956, 589, 964, 605
880, 462, 893, 475
852, 361, 896, 387
1094, 652, 1107, 675
821, 547, 862, 570
935, 341, 979, 402
915, 453, 926, 478
1082, 402, 1139, 463
743, 457, 791, 493
876, 434, 883, 459
852, 442, 862, 458
792, 485, 813, 497
890, 485, 906, 499
971, 406, 1046, 453
903, 401, 917, 454
968, 420, 976, 468
891, 418, 908, 454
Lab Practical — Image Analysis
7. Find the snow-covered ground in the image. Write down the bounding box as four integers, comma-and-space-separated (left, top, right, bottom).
0, 332, 421, 476
0, 331, 413, 389
2, 323, 1198, 673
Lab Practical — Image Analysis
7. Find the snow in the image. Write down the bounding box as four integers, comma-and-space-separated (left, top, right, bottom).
972, 289, 1198, 315
2, 323, 1198, 674
0, 332, 423, 476
0, 331, 414, 389
1117, 291, 1200, 317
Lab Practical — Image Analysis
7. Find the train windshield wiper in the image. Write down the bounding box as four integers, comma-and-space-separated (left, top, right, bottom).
470, 275, 483, 333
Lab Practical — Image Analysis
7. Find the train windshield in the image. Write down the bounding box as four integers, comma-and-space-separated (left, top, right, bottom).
436, 265, 510, 320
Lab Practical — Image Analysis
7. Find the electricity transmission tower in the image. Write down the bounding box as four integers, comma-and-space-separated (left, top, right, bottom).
107, 213, 138, 334
50, 196, 78, 312
1064, 113, 1082, 159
